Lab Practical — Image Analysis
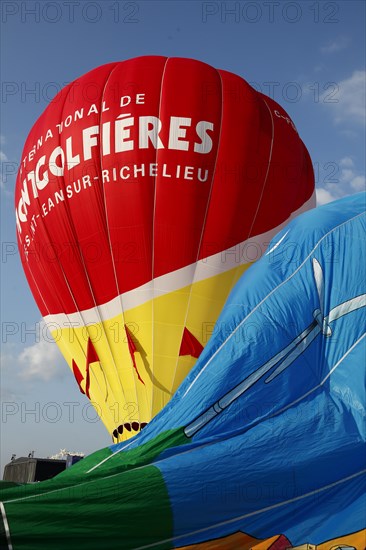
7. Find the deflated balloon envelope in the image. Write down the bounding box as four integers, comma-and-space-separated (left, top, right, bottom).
2, 193, 365, 550
15, 56, 315, 441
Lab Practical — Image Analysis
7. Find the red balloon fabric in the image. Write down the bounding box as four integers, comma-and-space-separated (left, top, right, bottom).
15, 56, 315, 439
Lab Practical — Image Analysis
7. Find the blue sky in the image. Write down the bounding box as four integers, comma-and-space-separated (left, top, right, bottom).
0, 0, 365, 473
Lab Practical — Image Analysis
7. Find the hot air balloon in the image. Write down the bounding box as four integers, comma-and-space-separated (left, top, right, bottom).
15, 56, 315, 441
2, 193, 365, 549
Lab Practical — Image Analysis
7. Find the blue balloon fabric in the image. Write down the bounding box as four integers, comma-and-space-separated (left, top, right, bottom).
1, 193, 364, 550
111, 192, 366, 547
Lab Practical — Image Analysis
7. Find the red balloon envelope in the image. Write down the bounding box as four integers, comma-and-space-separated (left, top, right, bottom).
15, 56, 315, 441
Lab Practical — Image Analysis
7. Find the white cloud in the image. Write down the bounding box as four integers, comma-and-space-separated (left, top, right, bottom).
1, 322, 66, 383
316, 157, 365, 205
316, 188, 337, 205
339, 163, 366, 192
350, 175, 366, 192
321, 70, 366, 127
18, 341, 65, 381
340, 168, 355, 183
339, 156, 354, 168
320, 36, 350, 54
0, 344, 17, 372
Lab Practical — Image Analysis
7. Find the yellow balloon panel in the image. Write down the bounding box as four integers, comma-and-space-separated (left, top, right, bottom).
52, 263, 251, 442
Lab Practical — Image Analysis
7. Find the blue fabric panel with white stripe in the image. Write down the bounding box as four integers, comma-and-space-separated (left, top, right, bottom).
112, 192, 366, 547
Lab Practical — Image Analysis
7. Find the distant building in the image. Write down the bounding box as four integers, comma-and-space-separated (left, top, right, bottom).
3, 454, 83, 483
